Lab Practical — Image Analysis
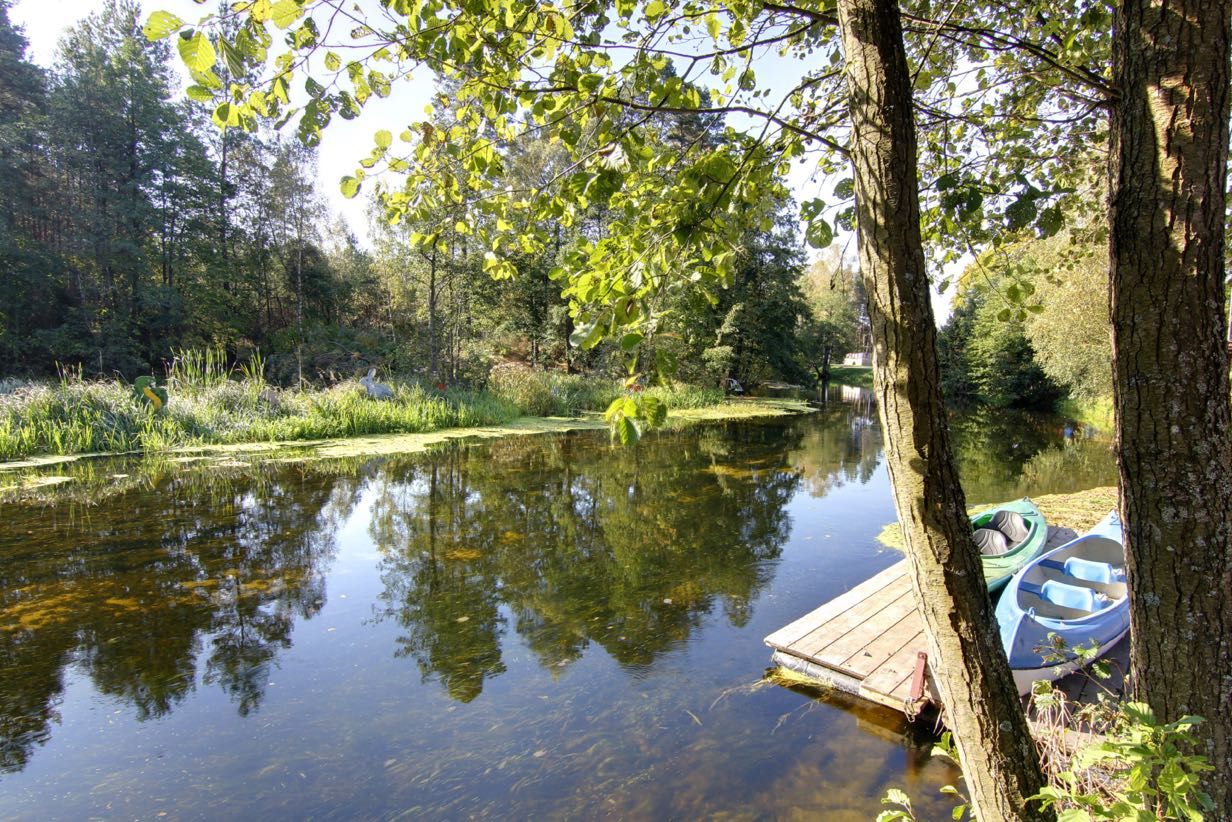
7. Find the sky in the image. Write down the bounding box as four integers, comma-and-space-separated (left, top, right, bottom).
12, 0, 952, 323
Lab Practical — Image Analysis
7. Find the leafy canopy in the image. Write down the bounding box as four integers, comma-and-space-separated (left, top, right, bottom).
144, 0, 1112, 391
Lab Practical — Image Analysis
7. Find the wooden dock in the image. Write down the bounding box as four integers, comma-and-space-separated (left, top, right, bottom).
765, 560, 936, 713
765, 527, 1084, 716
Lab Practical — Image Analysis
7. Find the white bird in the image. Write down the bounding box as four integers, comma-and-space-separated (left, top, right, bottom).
360, 368, 394, 399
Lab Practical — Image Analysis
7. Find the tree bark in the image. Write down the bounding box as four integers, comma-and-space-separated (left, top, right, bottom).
836, 0, 1047, 817
1109, 0, 1232, 809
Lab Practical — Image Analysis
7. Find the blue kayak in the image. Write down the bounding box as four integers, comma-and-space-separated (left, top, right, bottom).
995, 510, 1129, 695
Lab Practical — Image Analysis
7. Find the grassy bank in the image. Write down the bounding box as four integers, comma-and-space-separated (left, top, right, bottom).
0, 397, 814, 503
0, 367, 728, 462
875, 486, 1119, 550
827, 365, 873, 389
1057, 395, 1115, 432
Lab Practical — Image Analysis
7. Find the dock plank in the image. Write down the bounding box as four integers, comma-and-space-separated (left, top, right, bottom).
838, 610, 922, 678
859, 632, 928, 706
813, 595, 920, 673
763, 561, 908, 650
788, 572, 912, 658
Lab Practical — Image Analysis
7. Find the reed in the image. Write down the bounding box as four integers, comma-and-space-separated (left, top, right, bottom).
0, 354, 727, 461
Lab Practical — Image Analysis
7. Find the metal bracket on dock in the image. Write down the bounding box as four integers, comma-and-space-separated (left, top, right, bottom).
904, 651, 928, 719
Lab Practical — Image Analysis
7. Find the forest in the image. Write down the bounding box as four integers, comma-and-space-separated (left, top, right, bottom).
0, 0, 867, 393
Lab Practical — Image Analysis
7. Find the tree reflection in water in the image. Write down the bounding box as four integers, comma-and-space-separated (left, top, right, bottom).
0, 466, 353, 772
0, 398, 1115, 791
371, 422, 804, 701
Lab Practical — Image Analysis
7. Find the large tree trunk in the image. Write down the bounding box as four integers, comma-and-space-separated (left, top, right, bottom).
1109, 0, 1232, 809
836, 0, 1047, 817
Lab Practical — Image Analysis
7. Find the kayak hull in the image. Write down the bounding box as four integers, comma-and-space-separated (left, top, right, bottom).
995, 510, 1128, 695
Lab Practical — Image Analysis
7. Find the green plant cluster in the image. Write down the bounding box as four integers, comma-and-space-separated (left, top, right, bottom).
1033, 701, 1214, 820
880, 664, 1215, 821
0, 351, 730, 461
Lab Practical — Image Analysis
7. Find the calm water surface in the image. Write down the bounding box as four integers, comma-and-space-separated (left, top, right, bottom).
0, 390, 1114, 819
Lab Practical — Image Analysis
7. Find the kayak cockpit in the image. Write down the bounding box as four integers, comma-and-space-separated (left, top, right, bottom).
1013, 535, 1127, 620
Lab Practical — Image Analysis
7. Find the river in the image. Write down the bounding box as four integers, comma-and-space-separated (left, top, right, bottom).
0, 388, 1115, 819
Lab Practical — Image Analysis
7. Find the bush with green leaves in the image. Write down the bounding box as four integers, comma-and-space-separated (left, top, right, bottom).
880, 672, 1215, 821
1031, 699, 1213, 821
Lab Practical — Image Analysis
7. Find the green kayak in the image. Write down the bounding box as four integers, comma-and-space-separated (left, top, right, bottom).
970, 497, 1048, 592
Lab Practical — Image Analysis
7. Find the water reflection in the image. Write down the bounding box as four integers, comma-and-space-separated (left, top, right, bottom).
789, 389, 883, 495
0, 393, 1116, 817
0, 469, 351, 772
372, 424, 803, 701
948, 406, 1116, 503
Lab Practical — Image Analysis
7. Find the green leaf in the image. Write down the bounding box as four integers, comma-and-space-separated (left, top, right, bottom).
340, 176, 361, 199
177, 30, 217, 73
324, 51, 341, 71
872, 808, 911, 822
645, 0, 666, 19
805, 218, 833, 249
874, 813, 911, 822
1005, 195, 1038, 230
212, 102, 237, 128
603, 396, 626, 421
620, 332, 643, 351
640, 396, 667, 427
569, 320, 604, 350
883, 789, 912, 808
801, 197, 826, 221
374, 129, 392, 148
270, 0, 302, 29
615, 415, 639, 445
143, 11, 184, 41
1036, 206, 1064, 238
218, 38, 245, 78
185, 85, 214, 103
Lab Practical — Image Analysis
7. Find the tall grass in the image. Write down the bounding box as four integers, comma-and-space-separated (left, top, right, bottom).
0, 357, 727, 461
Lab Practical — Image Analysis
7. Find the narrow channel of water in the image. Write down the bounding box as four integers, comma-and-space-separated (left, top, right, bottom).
0, 390, 1115, 819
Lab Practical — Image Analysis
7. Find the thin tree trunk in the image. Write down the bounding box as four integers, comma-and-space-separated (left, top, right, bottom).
428, 239, 439, 380
1109, 0, 1232, 808
296, 235, 304, 390
836, 0, 1047, 817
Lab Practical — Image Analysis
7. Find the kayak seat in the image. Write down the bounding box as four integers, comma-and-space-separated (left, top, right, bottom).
1040, 557, 1127, 585
974, 527, 1010, 556
1021, 579, 1111, 613
990, 510, 1029, 548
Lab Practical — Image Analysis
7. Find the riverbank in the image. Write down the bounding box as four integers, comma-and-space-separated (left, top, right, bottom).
0, 396, 813, 499
0, 371, 750, 463
827, 365, 873, 388
874, 486, 1119, 550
